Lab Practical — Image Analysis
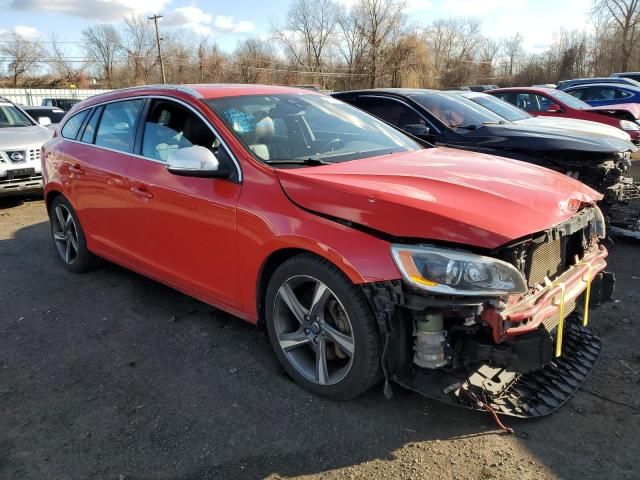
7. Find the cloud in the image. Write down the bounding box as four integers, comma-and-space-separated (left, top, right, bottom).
9, 0, 170, 21
164, 6, 214, 35
0, 26, 41, 40
213, 15, 255, 34
162, 7, 255, 36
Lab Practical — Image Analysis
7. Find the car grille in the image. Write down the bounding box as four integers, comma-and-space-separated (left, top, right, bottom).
525, 238, 563, 288
0, 148, 40, 164
543, 299, 577, 332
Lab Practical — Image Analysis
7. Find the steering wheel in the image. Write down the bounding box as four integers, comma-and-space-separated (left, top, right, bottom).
319, 137, 346, 153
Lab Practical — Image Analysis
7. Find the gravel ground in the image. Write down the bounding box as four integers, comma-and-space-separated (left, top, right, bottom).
1, 196, 639, 480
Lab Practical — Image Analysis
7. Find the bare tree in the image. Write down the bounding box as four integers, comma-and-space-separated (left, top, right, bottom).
593, 0, 640, 71
501, 33, 524, 77
336, 7, 366, 76
356, 0, 407, 88
82, 24, 121, 88
426, 18, 483, 87
1, 32, 42, 87
233, 37, 276, 84
47, 34, 84, 86
272, 0, 340, 82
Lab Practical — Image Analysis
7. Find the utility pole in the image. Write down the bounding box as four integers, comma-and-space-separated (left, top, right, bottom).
148, 14, 166, 84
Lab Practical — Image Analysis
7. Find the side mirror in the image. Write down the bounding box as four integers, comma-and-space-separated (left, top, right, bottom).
546, 103, 562, 113
166, 145, 231, 178
402, 124, 430, 137
38, 116, 52, 127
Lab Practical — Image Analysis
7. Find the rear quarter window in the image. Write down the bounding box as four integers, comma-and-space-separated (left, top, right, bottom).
61, 110, 89, 139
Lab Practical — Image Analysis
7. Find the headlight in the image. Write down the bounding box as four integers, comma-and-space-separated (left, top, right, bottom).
594, 205, 606, 239
620, 120, 640, 131
391, 244, 527, 296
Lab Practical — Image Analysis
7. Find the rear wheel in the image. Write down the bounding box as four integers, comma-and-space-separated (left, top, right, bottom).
265, 254, 381, 400
49, 196, 99, 273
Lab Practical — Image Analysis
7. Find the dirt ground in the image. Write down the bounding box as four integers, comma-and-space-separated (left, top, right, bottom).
1, 196, 639, 480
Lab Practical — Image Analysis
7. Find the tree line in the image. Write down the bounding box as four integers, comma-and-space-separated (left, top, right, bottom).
1, 0, 639, 90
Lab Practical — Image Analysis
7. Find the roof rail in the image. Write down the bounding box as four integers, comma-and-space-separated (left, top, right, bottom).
91, 84, 204, 99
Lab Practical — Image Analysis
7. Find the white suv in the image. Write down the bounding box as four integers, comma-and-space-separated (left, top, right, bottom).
0, 98, 53, 197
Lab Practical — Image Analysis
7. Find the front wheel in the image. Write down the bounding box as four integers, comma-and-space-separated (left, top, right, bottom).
264, 254, 381, 400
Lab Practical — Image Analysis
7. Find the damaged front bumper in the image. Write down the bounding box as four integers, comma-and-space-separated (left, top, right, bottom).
364, 246, 615, 418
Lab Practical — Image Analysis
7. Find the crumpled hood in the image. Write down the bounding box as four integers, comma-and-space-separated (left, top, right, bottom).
459, 122, 632, 153
0, 125, 53, 150
276, 147, 601, 249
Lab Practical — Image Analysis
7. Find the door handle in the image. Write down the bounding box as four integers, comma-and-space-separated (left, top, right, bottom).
68, 164, 84, 175
130, 185, 153, 199
107, 177, 125, 187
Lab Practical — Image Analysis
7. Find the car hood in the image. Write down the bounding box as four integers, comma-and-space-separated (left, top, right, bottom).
585, 103, 640, 119
514, 117, 632, 142
458, 122, 633, 153
0, 125, 53, 149
276, 147, 601, 249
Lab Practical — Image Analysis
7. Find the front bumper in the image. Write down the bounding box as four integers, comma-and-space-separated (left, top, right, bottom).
0, 174, 43, 197
481, 245, 609, 343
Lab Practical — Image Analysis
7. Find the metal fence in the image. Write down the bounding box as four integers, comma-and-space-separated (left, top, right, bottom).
0, 88, 112, 106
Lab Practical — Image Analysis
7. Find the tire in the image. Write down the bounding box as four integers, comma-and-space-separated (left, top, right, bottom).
264, 253, 381, 400
48, 195, 99, 273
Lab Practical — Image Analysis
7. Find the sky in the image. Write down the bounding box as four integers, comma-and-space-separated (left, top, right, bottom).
0, 0, 595, 55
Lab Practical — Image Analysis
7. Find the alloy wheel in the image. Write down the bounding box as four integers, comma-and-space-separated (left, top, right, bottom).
52, 204, 79, 264
273, 275, 355, 386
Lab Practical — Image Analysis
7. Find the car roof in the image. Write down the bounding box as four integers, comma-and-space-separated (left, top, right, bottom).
487, 87, 556, 94
564, 82, 640, 90
333, 88, 445, 97
69, 84, 322, 114
23, 105, 64, 111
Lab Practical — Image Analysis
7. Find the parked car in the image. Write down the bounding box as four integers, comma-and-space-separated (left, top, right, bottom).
453, 90, 632, 142
556, 77, 640, 90
611, 72, 640, 82
42, 98, 81, 112
564, 83, 640, 107
0, 97, 53, 196
487, 86, 640, 143
332, 88, 640, 237
42, 84, 614, 417
21, 106, 66, 129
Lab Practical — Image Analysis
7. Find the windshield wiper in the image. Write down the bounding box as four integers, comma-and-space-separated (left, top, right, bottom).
264, 157, 331, 166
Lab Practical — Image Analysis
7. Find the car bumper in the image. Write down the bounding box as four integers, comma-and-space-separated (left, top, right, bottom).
0, 174, 43, 197
481, 245, 610, 342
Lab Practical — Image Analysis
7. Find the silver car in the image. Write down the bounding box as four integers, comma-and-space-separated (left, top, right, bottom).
0, 98, 53, 197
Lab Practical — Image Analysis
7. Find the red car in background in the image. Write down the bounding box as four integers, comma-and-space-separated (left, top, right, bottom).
489, 87, 640, 144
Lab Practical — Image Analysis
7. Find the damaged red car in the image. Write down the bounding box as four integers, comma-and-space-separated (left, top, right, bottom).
42, 85, 614, 417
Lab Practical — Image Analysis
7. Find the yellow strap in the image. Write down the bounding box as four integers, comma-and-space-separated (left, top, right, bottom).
555, 283, 566, 358
583, 263, 593, 327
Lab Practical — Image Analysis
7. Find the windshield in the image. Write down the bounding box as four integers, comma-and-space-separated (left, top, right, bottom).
0, 102, 35, 128
408, 92, 505, 129
466, 94, 531, 121
206, 93, 420, 165
547, 89, 591, 109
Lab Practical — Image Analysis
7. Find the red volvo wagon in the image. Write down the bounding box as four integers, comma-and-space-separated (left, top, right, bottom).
42, 85, 614, 417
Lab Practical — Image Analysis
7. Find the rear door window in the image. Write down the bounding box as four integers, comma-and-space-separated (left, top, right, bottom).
61, 110, 89, 139
81, 107, 102, 143
95, 100, 144, 153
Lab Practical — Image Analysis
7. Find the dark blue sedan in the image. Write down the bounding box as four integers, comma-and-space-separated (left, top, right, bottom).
564, 83, 640, 107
